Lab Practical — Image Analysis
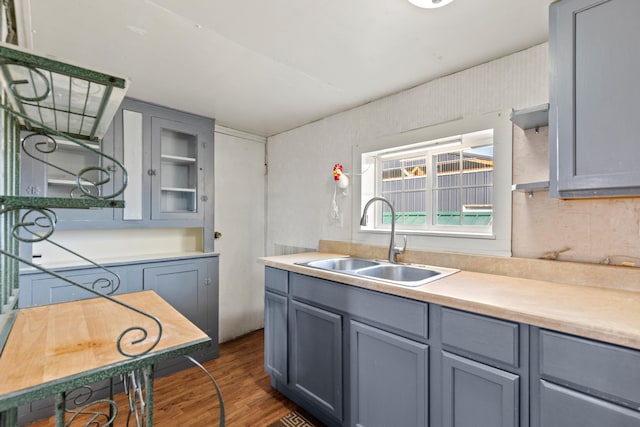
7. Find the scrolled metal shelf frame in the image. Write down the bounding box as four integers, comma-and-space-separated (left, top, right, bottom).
0, 44, 127, 141
0, 206, 163, 359
0, 98, 159, 359
0, 45, 225, 426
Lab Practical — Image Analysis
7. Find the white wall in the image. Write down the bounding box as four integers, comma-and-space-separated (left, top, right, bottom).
214, 128, 267, 342
266, 44, 548, 256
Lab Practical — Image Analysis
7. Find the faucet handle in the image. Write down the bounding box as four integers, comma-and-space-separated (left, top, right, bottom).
394, 235, 408, 254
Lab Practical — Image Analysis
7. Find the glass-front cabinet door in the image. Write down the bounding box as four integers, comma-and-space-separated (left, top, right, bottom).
118, 98, 213, 230
150, 117, 204, 221
20, 128, 116, 227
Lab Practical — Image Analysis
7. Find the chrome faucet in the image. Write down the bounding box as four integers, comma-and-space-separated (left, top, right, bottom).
360, 196, 407, 263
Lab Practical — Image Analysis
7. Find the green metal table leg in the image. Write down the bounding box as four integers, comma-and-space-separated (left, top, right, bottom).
109, 377, 115, 427
0, 407, 18, 427
144, 365, 155, 426
55, 392, 65, 427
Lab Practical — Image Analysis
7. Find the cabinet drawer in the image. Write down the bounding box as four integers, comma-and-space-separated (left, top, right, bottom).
290, 273, 428, 341
20, 267, 127, 307
540, 380, 640, 427
539, 330, 640, 407
441, 308, 519, 367
265, 267, 288, 294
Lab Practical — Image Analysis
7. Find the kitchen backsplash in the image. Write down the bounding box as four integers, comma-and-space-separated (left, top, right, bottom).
31, 228, 204, 266
318, 240, 640, 292
512, 126, 640, 266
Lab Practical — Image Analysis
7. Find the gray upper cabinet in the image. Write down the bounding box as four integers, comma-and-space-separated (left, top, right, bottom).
549, 0, 640, 198
115, 98, 214, 228
19, 97, 215, 232
20, 127, 118, 229
150, 117, 206, 222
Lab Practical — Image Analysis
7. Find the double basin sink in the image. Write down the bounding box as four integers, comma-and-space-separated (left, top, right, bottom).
296, 257, 458, 287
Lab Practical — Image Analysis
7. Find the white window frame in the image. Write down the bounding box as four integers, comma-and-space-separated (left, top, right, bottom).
352, 111, 512, 257
371, 130, 494, 234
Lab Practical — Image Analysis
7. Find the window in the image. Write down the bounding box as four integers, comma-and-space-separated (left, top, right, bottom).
363, 130, 494, 234
355, 111, 512, 256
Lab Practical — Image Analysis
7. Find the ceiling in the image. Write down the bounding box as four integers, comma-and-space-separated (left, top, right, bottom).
21, 0, 553, 137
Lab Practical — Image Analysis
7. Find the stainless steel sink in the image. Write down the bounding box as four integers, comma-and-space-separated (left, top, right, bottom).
356, 264, 439, 281
302, 257, 380, 271
296, 257, 458, 287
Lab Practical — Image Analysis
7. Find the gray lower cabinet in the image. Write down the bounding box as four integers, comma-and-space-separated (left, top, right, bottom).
264, 268, 431, 427
440, 307, 524, 427
264, 291, 288, 383
264, 268, 533, 427
20, 255, 219, 358
539, 381, 640, 427
290, 299, 343, 421
142, 259, 213, 338
20, 257, 219, 348
350, 321, 428, 427
264, 267, 289, 384
265, 268, 640, 427
18, 265, 132, 307
442, 352, 519, 427
532, 328, 640, 427
142, 257, 219, 373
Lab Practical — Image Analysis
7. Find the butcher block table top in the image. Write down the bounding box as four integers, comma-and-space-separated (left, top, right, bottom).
0, 290, 210, 411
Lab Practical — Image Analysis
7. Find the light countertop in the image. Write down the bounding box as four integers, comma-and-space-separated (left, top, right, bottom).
259, 251, 640, 350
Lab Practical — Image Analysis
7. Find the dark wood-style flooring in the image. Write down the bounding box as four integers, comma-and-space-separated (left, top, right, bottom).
27, 329, 297, 426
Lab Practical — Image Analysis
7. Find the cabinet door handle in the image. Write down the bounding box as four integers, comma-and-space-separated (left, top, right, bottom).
27, 185, 41, 195
147, 169, 156, 176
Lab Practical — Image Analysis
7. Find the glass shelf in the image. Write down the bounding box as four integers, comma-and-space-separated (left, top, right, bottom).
161, 187, 197, 192
157, 125, 199, 216
160, 154, 197, 164
51, 138, 100, 151
48, 178, 97, 187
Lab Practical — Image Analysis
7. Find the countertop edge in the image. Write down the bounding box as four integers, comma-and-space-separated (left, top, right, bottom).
20, 252, 220, 274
